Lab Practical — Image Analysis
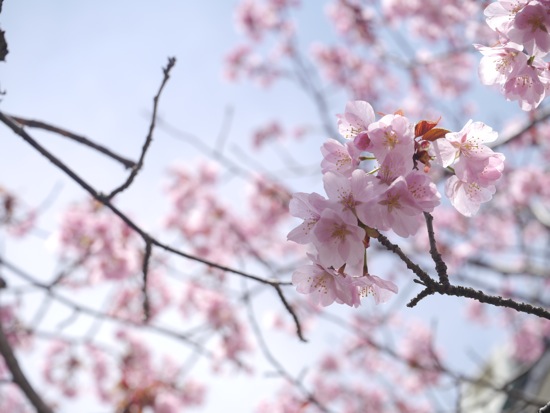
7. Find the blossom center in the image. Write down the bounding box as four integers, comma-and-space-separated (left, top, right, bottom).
384, 129, 399, 149
380, 194, 401, 212
331, 223, 351, 240
527, 14, 546, 33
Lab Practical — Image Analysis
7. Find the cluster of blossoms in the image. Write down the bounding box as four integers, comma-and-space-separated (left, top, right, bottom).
56, 201, 141, 284
41, 332, 206, 413
476, 0, 550, 110
288, 101, 505, 307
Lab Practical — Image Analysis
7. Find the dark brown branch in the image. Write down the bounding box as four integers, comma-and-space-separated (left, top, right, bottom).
0, 318, 54, 413
439, 284, 550, 319
423, 212, 449, 286
407, 288, 434, 307
377, 230, 550, 319
273, 284, 306, 342
141, 240, 153, 322
376, 233, 436, 288
107, 57, 176, 200
8, 115, 136, 169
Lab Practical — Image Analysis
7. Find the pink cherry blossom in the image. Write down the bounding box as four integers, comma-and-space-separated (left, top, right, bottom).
359, 274, 398, 304
252, 120, 283, 149
503, 61, 548, 110
311, 43, 392, 99
400, 323, 442, 392
292, 255, 364, 307
326, 0, 375, 44
475, 42, 527, 87
322, 169, 378, 214
292, 254, 395, 307
377, 151, 414, 185
57, 201, 141, 284
405, 171, 441, 212
508, 166, 549, 206
512, 318, 550, 363
287, 192, 329, 244
320, 138, 363, 177
154, 393, 181, 413
484, 0, 529, 33
507, 3, 550, 55
356, 176, 423, 237
454, 152, 505, 186
312, 208, 366, 275
337, 100, 375, 139
432, 120, 498, 168
367, 114, 415, 164
445, 175, 497, 217
235, 0, 280, 41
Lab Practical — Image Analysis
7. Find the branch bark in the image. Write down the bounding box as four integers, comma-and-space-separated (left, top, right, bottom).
0, 319, 54, 413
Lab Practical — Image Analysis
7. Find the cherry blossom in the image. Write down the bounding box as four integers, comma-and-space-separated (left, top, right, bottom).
503, 61, 549, 110
292, 255, 364, 307
484, 0, 529, 33
336, 99, 375, 139
367, 114, 415, 164
357, 176, 424, 238
445, 175, 497, 217
478, 0, 550, 110
312, 207, 366, 275
432, 120, 498, 167
320, 139, 363, 177
476, 42, 527, 87
287, 192, 329, 244
507, 3, 550, 55
292, 254, 396, 307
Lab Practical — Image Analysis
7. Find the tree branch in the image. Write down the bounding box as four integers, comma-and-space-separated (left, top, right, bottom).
7, 115, 136, 169
377, 230, 550, 319
423, 212, 449, 286
0, 318, 54, 413
106, 56, 176, 200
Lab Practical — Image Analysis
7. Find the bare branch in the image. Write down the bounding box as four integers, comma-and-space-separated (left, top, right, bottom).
107, 57, 176, 200
423, 212, 449, 286
0, 318, 54, 413
141, 239, 153, 322
377, 230, 550, 318
7, 115, 137, 169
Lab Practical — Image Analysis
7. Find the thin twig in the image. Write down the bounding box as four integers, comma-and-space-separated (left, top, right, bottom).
242, 282, 331, 412
274, 284, 306, 342
8, 115, 136, 169
142, 240, 153, 322
107, 57, 176, 200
